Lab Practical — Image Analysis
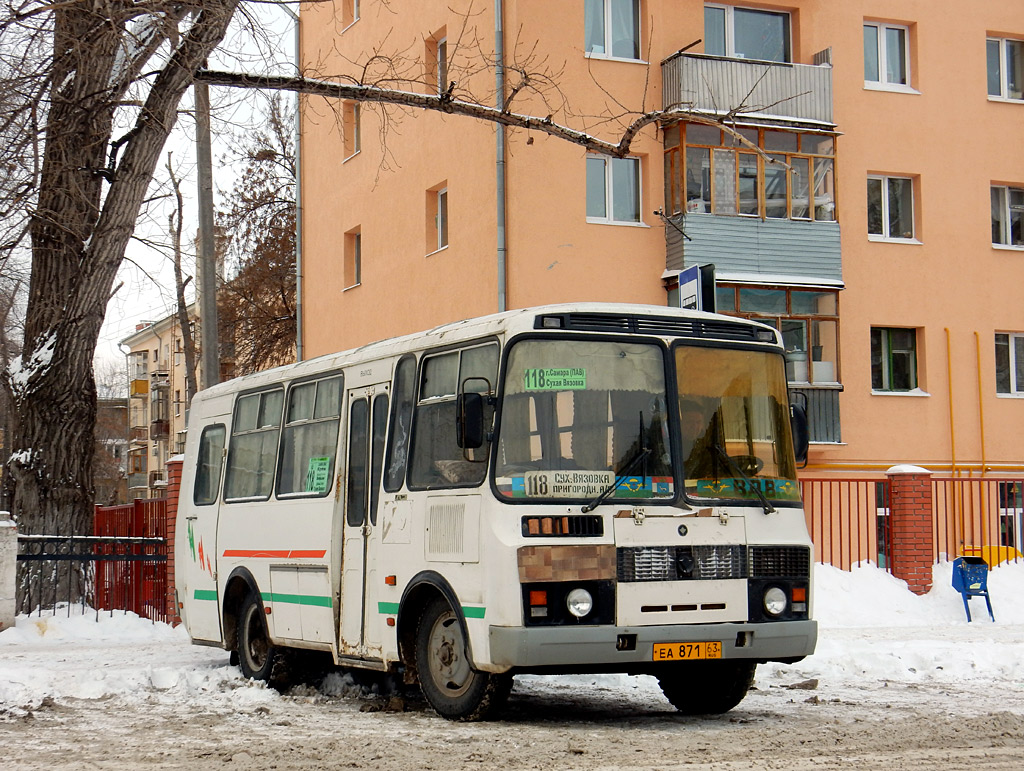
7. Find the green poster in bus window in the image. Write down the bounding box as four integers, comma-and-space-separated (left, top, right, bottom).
305, 456, 331, 493
524, 368, 586, 391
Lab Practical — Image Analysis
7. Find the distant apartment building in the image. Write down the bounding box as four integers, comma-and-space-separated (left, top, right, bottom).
297, 1, 1023, 479
121, 308, 198, 499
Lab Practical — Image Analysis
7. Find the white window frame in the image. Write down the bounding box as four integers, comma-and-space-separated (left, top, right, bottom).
996, 332, 1024, 396
987, 37, 1024, 101
584, 0, 642, 62
436, 36, 448, 95
704, 3, 792, 63
343, 101, 361, 160
435, 188, 448, 251
863, 22, 915, 92
992, 185, 1024, 249
867, 174, 917, 242
586, 154, 643, 226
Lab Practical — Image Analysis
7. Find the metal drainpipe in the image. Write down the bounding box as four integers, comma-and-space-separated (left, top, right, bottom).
495, 0, 507, 313
281, 4, 304, 362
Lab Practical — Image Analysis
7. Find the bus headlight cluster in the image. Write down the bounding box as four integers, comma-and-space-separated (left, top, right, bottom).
566, 588, 593, 618
763, 587, 788, 616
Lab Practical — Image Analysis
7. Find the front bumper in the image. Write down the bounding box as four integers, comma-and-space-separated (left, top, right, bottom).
489, 619, 816, 671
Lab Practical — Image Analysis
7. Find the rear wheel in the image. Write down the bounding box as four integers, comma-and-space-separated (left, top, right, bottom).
657, 660, 756, 715
237, 593, 292, 689
414, 596, 512, 721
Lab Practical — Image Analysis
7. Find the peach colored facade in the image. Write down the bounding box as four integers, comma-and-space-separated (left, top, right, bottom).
298, 1, 1024, 479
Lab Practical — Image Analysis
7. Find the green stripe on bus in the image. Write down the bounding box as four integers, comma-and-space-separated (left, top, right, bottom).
376, 602, 485, 619
193, 589, 218, 601
260, 592, 333, 608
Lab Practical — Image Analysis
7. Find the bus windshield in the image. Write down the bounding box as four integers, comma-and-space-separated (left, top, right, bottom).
495, 339, 674, 502
675, 344, 799, 504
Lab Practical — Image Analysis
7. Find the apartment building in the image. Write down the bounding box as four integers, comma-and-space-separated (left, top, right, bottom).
121, 309, 198, 499
298, 1, 1023, 479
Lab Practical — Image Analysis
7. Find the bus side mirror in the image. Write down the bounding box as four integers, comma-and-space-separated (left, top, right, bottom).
457, 391, 485, 449
790, 403, 809, 467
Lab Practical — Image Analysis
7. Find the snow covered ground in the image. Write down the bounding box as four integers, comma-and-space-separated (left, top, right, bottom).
1, 561, 1022, 769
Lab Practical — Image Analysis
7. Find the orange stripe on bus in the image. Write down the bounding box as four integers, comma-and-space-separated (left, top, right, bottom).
222, 549, 327, 559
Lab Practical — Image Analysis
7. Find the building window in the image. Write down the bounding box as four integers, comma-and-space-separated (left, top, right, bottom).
345, 229, 361, 288
343, 0, 359, 28
425, 30, 448, 95
427, 185, 448, 252
864, 22, 910, 88
587, 154, 640, 224
584, 0, 640, 60
343, 101, 360, 158
717, 285, 840, 384
871, 327, 918, 392
995, 333, 1024, 395
987, 38, 1023, 100
867, 175, 915, 240
704, 4, 791, 63
671, 124, 835, 221
991, 185, 1024, 247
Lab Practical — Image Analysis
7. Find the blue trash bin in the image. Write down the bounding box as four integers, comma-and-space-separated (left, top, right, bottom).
951, 556, 994, 622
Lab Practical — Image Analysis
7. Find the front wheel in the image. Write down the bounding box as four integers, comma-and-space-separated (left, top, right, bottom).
657, 660, 756, 715
237, 592, 291, 689
414, 596, 512, 721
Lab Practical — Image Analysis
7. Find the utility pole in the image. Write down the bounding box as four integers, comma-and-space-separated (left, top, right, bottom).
196, 76, 219, 390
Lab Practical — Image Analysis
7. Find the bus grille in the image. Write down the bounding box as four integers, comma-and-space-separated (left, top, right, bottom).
749, 546, 811, 578
617, 545, 747, 582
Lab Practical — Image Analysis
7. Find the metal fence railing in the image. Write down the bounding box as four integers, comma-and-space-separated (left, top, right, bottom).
932, 477, 1024, 566
799, 478, 892, 572
16, 534, 170, 622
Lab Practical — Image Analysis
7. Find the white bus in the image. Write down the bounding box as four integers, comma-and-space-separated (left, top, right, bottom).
175, 303, 816, 720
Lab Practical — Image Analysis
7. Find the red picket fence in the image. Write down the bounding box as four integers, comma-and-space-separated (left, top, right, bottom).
93, 498, 170, 622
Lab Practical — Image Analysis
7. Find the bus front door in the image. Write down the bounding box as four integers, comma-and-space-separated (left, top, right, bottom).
339, 384, 390, 659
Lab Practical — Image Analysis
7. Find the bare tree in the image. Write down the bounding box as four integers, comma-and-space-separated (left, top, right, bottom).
166, 153, 199, 403
216, 93, 296, 376
1, 2, 241, 538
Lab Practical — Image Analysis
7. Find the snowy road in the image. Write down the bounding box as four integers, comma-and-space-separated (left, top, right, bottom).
2, 563, 1023, 769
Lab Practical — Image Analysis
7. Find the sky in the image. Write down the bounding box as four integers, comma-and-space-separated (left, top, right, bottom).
1, 560, 1022, 715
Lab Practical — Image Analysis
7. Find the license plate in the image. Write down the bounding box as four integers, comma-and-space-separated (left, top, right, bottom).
652, 641, 722, 661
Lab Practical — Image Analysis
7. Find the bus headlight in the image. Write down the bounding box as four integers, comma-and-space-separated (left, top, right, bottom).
763, 587, 788, 616
566, 588, 593, 618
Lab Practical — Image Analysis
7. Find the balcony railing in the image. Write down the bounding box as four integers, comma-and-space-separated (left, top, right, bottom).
150, 419, 170, 441
662, 53, 833, 125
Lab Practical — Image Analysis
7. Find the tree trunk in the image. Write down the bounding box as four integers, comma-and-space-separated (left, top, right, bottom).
7, 3, 240, 543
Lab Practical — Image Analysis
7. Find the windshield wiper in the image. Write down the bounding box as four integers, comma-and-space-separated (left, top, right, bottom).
711, 443, 776, 515
582, 411, 649, 513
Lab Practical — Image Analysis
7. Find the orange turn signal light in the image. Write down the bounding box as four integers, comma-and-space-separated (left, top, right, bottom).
792, 587, 807, 602
529, 590, 548, 606
385, 575, 397, 586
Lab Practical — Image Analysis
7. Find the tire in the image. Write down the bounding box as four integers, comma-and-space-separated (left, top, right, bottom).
237, 593, 292, 690
414, 596, 512, 721
657, 660, 756, 715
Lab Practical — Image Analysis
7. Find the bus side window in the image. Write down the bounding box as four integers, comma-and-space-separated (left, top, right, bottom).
383, 356, 416, 492
277, 375, 343, 497
224, 389, 284, 500
193, 424, 226, 505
